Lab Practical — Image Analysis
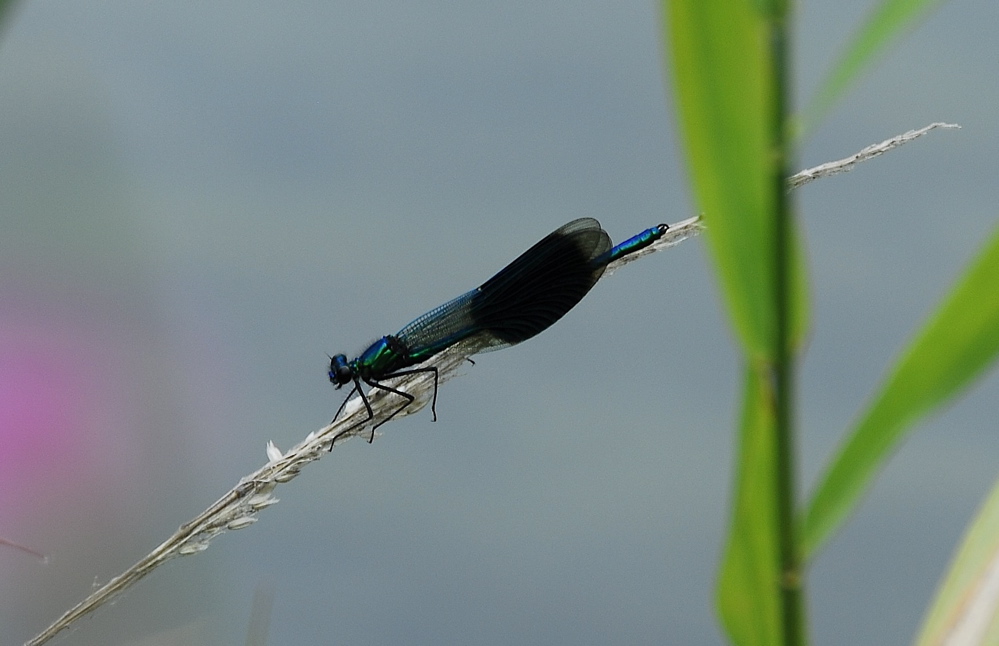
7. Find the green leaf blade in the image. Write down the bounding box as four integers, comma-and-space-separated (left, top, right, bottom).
803, 223, 999, 558
665, 0, 775, 360
718, 367, 783, 646
916, 474, 999, 646
801, 0, 947, 134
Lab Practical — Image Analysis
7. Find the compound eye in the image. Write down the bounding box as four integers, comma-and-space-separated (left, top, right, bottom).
328, 355, 353, 386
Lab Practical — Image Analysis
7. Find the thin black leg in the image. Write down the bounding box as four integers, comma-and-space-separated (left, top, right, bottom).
331, 383, 360, 424
329, 366, 441, 445
329, 377, 377, 448
370, 366, 440, 421
363, 379, 416, 441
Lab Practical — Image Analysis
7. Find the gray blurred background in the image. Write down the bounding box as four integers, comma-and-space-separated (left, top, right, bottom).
1, 1, 996, 644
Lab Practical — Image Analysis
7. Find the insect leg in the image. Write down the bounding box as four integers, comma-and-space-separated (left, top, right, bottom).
373, 366, 440, 422
329, 378, 376, 449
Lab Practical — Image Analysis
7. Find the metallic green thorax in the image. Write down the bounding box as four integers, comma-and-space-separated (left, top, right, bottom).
352, 335, 411, 379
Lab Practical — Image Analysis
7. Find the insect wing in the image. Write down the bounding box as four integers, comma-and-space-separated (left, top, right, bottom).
469, 218, 611, 346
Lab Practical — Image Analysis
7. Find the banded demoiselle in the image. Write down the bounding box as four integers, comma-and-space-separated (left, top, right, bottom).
329, 218, 667, 441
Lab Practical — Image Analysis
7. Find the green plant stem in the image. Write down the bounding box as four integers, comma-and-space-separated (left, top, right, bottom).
767, 13, 806, 646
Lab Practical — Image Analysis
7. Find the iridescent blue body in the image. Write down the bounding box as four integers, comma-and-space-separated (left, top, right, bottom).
329, 218, 667, 440
593, 225, 667, 266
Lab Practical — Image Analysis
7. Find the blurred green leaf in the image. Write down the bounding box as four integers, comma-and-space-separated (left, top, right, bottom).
800, 0, 947, 134
748, 0, 788, 19
665, 0, 807, 361
718, 367, 783, 646
666, 2, 809, 641
665, 0, 772, 360
916, 474, 999, 646
803, 223, 999, 558
0, 0, 19, 29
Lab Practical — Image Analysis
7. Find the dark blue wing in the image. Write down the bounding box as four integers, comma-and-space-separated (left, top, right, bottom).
394, 218, 611, 361
469, 217, 610, 345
